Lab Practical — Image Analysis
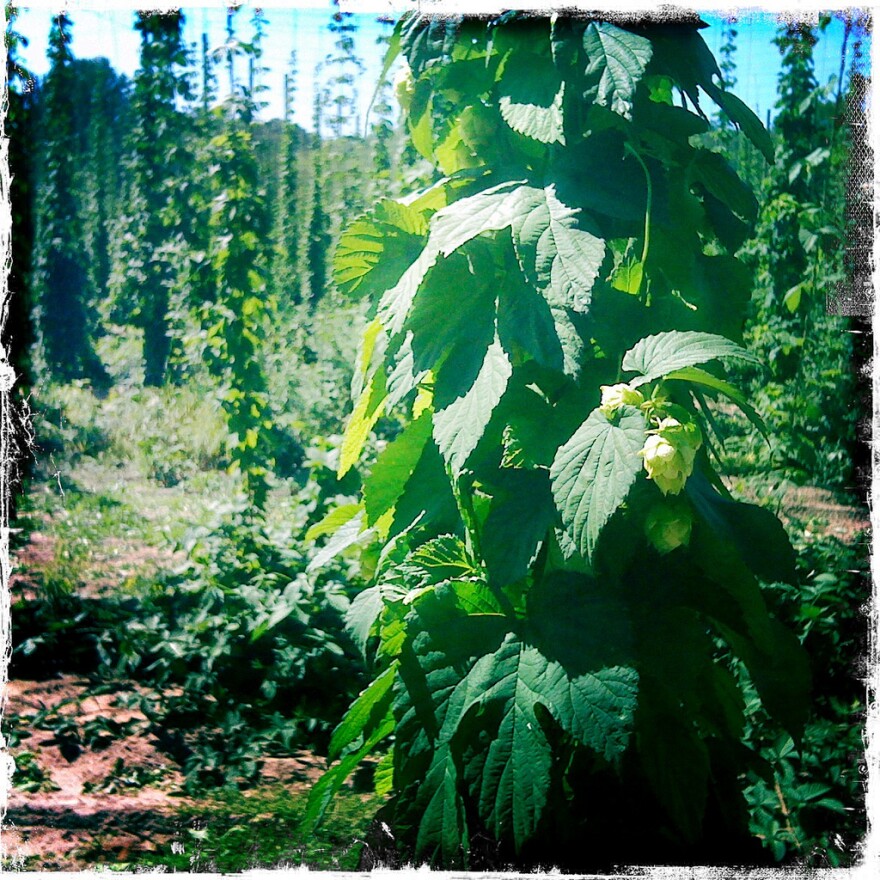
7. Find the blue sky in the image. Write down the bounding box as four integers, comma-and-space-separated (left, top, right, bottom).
12, 3, 868, 132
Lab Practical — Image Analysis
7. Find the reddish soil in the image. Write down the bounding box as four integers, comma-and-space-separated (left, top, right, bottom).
1, 675, 327, 870
730, 482, 870, 544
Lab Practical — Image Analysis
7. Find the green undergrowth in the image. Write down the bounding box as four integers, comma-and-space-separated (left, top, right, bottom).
122, 786, 384, 872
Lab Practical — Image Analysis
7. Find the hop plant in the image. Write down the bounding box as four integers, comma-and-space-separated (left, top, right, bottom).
644, 498, 693, 553
640, 416, 702, 495
599, 383, 645, 419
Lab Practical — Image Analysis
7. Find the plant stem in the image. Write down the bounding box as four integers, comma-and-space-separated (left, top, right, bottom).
625, 141, 652, 302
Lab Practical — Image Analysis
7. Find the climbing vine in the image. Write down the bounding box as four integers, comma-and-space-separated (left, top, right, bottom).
304, 14, 810, 868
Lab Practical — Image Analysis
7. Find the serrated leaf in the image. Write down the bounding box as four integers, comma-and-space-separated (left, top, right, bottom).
441, 633, 637, 847
405, 535, 478, 587
374, 748, 394, 797
301, 711, 395, 834
705, 85, 775, 164
665, 365, 768, 439
329, 662, 398, 762
638, 697, 710, 842
379, 245, 442, 337
691, 149, 758, 222
433, 336, 512, 473
498, 61, 565, 145
722, 618, 811, 743
687, 472, 797, 585
427, 183, 604, 314
497, 274, 564, 372
510, 185, 605, 313
334, 200, 428, 299
622, 330, 761, 386
582, 22, 652, 119
363, 411, 433, 525
305, 502, 362, 543
550, 406, 646, 562
307, 508, 367, 573
338, 369, 387, 478
350, 317, 386, 403
345, 582, 406, 656
482, 469, 556, 587
416, 744, 469, 864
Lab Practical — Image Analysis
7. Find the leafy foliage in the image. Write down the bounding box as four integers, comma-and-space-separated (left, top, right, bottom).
306, 12, 812, 869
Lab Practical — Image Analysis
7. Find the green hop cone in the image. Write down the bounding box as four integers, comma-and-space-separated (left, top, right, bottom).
599, 383, 645, 419
640, 416, 702, 495
644, 499, 693, 554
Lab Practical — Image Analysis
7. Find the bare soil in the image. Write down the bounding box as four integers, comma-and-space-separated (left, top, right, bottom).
2, 675, 327, 870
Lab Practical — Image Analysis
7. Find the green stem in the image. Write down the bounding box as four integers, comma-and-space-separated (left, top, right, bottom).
446, 464, 482, 563
625, 142, 652, 301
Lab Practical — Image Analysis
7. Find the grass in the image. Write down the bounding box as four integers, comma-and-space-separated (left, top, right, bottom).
117, 786, 384, 872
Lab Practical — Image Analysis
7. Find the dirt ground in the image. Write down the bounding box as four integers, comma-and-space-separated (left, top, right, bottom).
1, 675, 328, 870
1, 483, 870, 871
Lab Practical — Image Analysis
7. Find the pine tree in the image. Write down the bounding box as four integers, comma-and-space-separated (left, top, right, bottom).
31, 14, 107, 384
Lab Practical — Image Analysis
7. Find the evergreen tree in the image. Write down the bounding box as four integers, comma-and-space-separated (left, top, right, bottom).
31, 13, 107, 384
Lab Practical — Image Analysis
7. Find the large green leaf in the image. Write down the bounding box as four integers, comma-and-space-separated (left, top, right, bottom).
404, 535, 478, 588
550, 406, 646, 562
497, 271, 564, 372
705, 84, 775, 163
690, 149, 758, 222
345, 582, 406, 656
687, 472, 797, 585
498, 59, 565, 145
416, 743, 469, 864
300, 712, 395, 834
510, 185, 605, 313
482, 468, 556, 587
637, 693, 710, 842
328, 662, 398, 762
720, 619, 811, 743
433, 336, 512, 472
443, 634, 637, 846
363, 412, 433, 525
665, 365, 768, 439
621, 330, 761, 386
582, 22, 652, 119
408, 250, 496, 387
334, 200, 428, 299
427, 183, 605, 313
